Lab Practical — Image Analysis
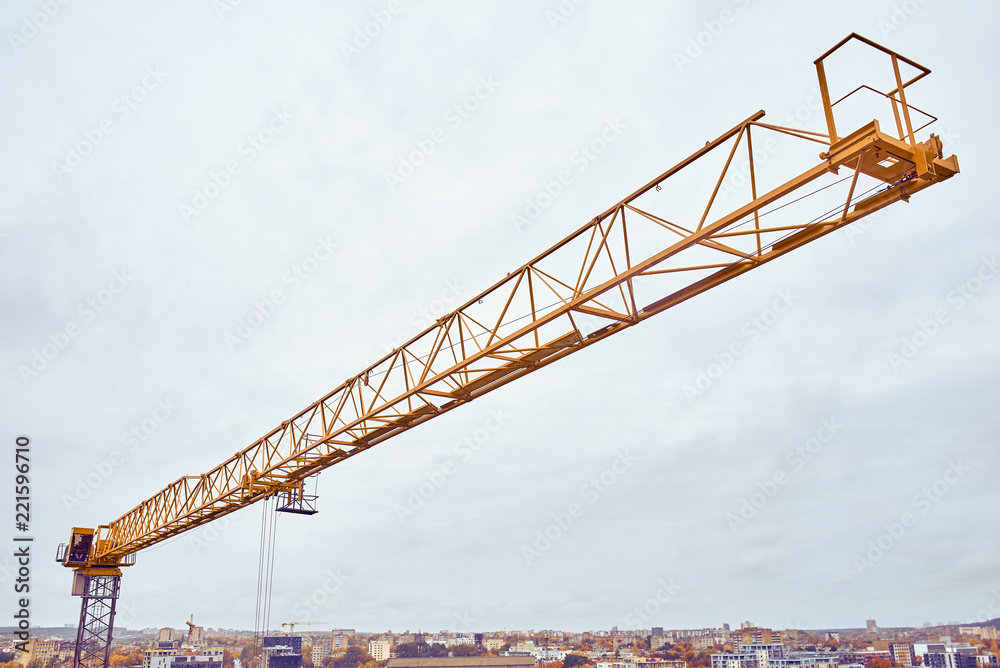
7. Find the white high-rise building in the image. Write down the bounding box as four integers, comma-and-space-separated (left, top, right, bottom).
369, 640, 391, 662
312, 642, 330, 665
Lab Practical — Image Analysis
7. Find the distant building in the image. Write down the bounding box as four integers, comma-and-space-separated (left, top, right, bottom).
652, 629, 664, 637
745, 644, 785, 666
838, 651, 892, 668
161, 629, 178, 643
735, 630, 782, 646
174, 650, 224, 668
262, 637, 302, 668
650, 637, 670, 651
636, 661, 686, 668
312, 641, 331, 665
927, 654, 978, 668
867, 621, 878, 633
958, 628, 998, 641
143, 648, 223, 668
388, 659, 535, 668
484, 639, 504, 652
16, 638, 64, 666
369, 640, 391, 662
145, 649, 179, 668
531, 650, 565, 663
711, 651, 758, 668
872, 641, 915, 666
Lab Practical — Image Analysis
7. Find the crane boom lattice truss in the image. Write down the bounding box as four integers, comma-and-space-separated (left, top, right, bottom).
59, 34, 959, 668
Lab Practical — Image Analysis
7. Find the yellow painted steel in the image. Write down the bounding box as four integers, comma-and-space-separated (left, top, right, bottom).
64, 34, 959, 572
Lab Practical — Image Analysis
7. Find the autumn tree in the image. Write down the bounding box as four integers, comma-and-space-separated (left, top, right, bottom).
393, 643, 447, 659
341, 646, 373, 666
563, 654, 589, 668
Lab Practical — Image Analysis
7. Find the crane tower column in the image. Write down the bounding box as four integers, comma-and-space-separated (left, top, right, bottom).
71, 571, 121, 668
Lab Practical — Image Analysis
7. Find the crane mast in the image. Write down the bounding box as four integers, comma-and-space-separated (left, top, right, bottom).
57, 34, 959, 668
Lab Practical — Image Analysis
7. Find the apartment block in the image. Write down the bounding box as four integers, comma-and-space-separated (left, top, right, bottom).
312, 641, 331, 665
711, 652, 758, 668
16, 638, 64, 666
369, 640, 391, 662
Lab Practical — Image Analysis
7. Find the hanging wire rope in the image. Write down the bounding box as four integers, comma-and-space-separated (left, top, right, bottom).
252, 497, 279, 667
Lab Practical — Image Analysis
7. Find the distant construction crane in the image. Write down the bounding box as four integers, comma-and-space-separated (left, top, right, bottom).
56, 33, 959, 668
281, 621, 329, 635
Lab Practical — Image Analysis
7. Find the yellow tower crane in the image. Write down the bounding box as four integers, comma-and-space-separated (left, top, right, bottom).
57, 33, 959, 668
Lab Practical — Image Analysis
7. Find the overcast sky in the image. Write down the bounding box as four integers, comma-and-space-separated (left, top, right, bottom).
2, 0, 998, 638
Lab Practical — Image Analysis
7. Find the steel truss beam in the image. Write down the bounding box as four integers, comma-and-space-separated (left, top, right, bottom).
73, 34, 957, 567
